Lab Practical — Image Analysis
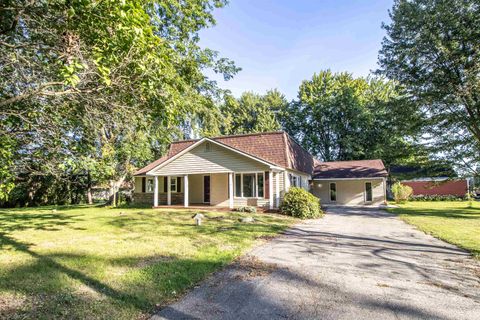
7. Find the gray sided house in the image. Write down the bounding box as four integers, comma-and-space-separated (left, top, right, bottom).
133, 132, 388, 209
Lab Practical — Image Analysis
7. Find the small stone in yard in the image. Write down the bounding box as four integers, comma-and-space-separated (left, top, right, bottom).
51, 209, 57, 213
240, 216, 255, 223
119, 211, 125, 215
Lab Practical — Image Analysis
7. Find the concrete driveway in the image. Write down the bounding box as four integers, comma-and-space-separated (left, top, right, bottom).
153, 207, 480, 320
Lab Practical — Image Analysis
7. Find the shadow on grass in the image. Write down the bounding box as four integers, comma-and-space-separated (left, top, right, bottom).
0, 230, 227, 318
0, 207, 284, 318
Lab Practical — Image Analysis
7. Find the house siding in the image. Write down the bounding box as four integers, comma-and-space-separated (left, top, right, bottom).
151, 141, 269, 176
311, 179, 385, 206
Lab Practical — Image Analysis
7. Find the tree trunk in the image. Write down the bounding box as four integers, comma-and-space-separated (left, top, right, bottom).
87, 171, 93, 205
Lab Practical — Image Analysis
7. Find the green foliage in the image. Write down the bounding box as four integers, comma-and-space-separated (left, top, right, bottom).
0, 0, 239, 206
410, 194, 467, 202
234, 206, 257, 213
220, 90, 284, 135
391, 182, 413, 203
282, 70, 423, 168
379, 0, 480, 174
280, 187, 323, 219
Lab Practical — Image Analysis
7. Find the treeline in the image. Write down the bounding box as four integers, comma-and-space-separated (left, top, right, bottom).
2, 0, 479, 207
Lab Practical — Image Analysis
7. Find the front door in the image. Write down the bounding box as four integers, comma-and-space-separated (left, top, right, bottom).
203, 176, 210, 203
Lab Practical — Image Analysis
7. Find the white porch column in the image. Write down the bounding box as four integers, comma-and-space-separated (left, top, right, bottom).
269, 170, 274, 209
184, 175, 189, 207
153, 176, 159, 207
167, 176, 172, 205
228, 172, 234, 209
284, 171, 290, 192
275, 172, 280, 208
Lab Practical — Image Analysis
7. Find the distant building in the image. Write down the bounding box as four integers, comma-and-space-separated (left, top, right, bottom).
401, 178, 469, 197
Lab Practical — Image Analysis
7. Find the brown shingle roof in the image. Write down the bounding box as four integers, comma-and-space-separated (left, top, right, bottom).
134, 156, 169, 175
134, 131, 315, 175
313, 159, 387, 179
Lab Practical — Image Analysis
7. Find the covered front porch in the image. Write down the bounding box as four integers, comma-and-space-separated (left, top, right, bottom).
146, 171, 282, 210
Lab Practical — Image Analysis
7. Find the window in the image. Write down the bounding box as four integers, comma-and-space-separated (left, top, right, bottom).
235, 174, 241, 197
365, 182, 373, 202
290, 174, 298, 187
146, 179, 154, 193
257, 174, 264, 197
170, 177, 177, 192
243, 174, 255, 197
234, 172, 264, 198
205, 142, 211, 152
330, 183, 336, 202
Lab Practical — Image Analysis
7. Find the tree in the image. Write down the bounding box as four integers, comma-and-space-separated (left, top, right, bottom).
378, 0, 480, 174
0, 0, 239, 205
282, 70, 423, 168
220, 90, 284, 135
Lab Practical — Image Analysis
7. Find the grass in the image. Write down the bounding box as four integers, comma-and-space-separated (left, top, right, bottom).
0, 204, 296, 319
387, 201, 480, 259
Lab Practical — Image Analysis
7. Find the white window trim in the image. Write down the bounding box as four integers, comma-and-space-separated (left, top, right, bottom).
329, 182, 337, 202
365, 181, 373, 203
146, 178, 154, 193
234, 172, 265, 199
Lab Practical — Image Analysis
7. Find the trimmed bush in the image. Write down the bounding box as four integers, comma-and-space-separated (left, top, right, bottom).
410, 194, 467, 201
391, 182, 413, 203
234, 206, 257, 213
280, 187, 323, 219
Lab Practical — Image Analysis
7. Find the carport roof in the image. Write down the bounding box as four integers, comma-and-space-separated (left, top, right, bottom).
313, 159, 388, 179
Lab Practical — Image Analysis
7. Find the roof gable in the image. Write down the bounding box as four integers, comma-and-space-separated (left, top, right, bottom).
134, 131, 315, 176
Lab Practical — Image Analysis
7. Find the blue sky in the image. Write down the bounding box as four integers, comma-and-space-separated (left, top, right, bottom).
199, 0, 394, 100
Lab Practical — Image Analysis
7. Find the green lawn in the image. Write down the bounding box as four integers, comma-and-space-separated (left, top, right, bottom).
0, 205, 296, 319
388, 201, 480, 259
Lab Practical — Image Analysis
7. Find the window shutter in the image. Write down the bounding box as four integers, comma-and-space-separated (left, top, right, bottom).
163, 177, 167, 193
265, 171, 270, 199
141, 177, 146, 193
177, 177, 182, 192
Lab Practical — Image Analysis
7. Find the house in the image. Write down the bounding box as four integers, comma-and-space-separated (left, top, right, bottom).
133, 131, 388, 208
401, 178, 469, 197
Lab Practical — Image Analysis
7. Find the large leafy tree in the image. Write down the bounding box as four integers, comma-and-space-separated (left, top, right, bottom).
283, 70, 422, 168
0, 0, 239, 204
378, 0, 480, 174
220, 90, 285, 135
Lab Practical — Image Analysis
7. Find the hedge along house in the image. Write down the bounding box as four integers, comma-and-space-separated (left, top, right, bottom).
310, 160, 388, 206
133, 132, 313, 209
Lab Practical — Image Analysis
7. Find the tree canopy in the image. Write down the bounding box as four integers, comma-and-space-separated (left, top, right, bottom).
0, 0, 239, 204
281, 70, 423, 169
378, 0, 480, 174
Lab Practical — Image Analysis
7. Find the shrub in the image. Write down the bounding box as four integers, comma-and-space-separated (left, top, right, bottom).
234, 206, 257, 213
391, 182, 413, 203
280, 187, 323, 219
410, 194, 467, 201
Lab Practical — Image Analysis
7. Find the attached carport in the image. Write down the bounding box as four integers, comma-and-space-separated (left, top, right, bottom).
310, 159, 388, 206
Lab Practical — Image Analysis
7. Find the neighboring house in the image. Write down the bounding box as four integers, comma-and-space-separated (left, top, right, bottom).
401, 178, 469, 197
133, 131, 387, 208
310, 160, 388, 206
